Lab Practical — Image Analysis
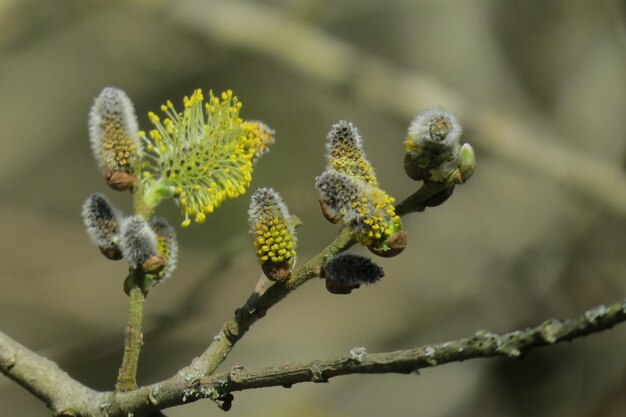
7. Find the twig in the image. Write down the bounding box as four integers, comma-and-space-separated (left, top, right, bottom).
0, 331, 98, 416
2, 281, 625, 416
107, 297, 626, 415
114, 179, 154, 392
115, 282, 146, 392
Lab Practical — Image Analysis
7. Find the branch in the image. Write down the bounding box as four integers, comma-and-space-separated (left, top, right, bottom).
0, 331, 97, 416
107, 297, 626, 415
116, 283, 146, 392
3, 297, 625, 416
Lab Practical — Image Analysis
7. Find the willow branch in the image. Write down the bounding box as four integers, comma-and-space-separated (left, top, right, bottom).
2, 297, 625, 416
116, 282, 146, 392
215, 298, 626, 390
105, 297, 626, 416
2, 281, 625, 416
0, 331, 98, 416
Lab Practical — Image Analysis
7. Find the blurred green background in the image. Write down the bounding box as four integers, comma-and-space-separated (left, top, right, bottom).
0, 0, 625, 416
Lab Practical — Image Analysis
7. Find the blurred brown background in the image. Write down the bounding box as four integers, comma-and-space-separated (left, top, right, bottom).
0, 0, 625, 416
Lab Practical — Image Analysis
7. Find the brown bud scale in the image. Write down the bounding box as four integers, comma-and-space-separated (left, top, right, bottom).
106, 171, 137, 191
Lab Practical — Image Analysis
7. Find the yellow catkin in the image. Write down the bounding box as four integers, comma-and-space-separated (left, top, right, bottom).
141, 89, 274, 225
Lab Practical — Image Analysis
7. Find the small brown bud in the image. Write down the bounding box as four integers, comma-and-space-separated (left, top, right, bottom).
261, 260, 292, 282
325, 279, 359, 295
99, 245, 123, 260
319, 200, 340, 223
141, 255, 166, 274
368, 230, 407, 258
106, 171, 137, 191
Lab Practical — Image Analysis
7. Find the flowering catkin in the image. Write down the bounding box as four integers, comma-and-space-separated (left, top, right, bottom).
89, 87, 142, 174
317, 121, 402, 251
325, 120, 377, 186
315, 170, 400, 247
141, 89, 274, 227
248, 188, 297, 265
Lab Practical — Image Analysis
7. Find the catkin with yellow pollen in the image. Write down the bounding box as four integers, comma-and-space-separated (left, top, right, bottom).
248, 188, 297, 281
315, 170, 400, 247
326, 120, 378, 186
317, 120, 405, 256
140, 89, 274, 226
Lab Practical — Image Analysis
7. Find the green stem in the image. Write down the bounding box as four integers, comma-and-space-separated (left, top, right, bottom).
115, 275, 146, 392
113, 178, 154, 392
133, 184, 156, 220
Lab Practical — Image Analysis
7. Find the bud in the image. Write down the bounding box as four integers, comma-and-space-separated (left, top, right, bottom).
149, 216, 178, 281
404, 108, 462, 180
141, 255, 166, 275
321, 254, 384, 294
81, 193, 123, 260
248, 188, 297, 281
319, 200, 340, 224
368, 230, 407, 258
105, 171, 138, 191
119, 216, 158, 267
89, 87, 142, 189
325, 120, 377, 186
458, 143, 476, 183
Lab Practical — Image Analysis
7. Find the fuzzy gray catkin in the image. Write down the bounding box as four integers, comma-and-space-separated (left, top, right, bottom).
81, 193, 122, 249
119, 216, 158, 266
